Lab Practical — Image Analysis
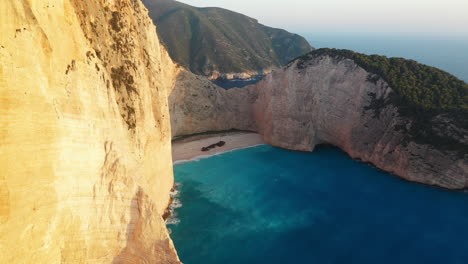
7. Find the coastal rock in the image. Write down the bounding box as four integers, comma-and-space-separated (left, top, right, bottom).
170, 55, 468, 189
2, 0, 467, 263
0, 0, 180, 263
253, 56, 468, 189
169, 69, 257, 137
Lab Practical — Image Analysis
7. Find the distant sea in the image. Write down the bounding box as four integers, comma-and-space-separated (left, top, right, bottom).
301, 33, 468, 82
169, 145, 468, 264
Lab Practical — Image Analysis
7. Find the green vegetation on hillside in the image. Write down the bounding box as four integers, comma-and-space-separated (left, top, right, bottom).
294, 48, 468, 112
292, 49, 468, 154
142, 0, 312, 76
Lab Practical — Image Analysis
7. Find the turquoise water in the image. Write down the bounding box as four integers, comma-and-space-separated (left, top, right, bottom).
169, 145, 468, 264
301, 33, 468, 82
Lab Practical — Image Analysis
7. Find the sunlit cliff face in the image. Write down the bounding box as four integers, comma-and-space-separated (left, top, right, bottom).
0, 0, 180, 263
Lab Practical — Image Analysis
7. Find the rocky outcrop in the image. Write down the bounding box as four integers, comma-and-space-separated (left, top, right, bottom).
169, 70, 257, 137
1, 0, 466, 263
170, 55, 468, 189
253, 56, 468, 189
0, 0, 180, 263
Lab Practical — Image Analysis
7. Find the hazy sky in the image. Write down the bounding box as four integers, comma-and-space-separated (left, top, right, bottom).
177, 0, 468, 36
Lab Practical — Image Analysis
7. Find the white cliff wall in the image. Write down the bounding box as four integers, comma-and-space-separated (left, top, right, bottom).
169, 55, 468, 189
0, 0, 180, 263
169, 69, 257, 137
253, 56, 468, 189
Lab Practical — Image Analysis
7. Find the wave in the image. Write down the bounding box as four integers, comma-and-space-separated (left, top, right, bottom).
166, 183, 183, 225
171, 198, 183, 209
170, 182, 182, 197
166, 217, 181, 226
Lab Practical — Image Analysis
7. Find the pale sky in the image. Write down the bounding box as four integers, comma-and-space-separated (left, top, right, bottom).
177, 0, 468, 36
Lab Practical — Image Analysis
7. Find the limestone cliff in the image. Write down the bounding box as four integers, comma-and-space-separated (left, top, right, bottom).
253, 56, 468, 189
169, 55, 468, 190
169, 69, 257, 137
1, 0, 180, 263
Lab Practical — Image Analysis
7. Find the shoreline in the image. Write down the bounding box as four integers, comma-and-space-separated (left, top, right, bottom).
172, 131, 265, 164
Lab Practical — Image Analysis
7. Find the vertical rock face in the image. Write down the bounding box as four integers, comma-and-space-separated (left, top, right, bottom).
169, 55, 468, 190
1, 0, 465, 262
169, 69, 257, 137
0, 0, 180, 263
254, 56, 392, 151
253, 56, 468, 189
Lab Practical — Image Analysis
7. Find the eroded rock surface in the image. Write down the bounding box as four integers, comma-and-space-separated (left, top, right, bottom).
169, 69, 257, 137
0, 0, 180, 263
170, 56, 468, 189
1, 0, 467, 263
254, 56, 468, 189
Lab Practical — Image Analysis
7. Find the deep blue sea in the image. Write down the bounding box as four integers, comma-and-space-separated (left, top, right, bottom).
301, 33, 468, 82
169, 145, 468, 264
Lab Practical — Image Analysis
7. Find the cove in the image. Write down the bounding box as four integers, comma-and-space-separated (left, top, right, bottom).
168, 145, 468, 264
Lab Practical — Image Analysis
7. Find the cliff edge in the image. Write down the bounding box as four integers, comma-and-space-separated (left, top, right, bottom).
170, 50, 468, 190
254, 52, 468, 189
1, 0, 180, 263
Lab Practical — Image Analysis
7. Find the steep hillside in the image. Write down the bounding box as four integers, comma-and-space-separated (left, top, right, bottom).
0, 0, 180, 263
142, 0, 312, 78
169, 50, 468, 189
291, 49, 468, 154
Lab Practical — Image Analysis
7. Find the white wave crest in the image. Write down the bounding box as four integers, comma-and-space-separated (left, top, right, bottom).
166, 217, 180, 225
171, 198, 182, 208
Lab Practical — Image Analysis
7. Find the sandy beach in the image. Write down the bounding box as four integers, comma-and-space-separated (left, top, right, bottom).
172, 131, 265, 163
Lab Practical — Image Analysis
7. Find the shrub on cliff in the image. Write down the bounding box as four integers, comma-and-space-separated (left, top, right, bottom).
293, 48, 468, 113
291, 49, 468, 154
